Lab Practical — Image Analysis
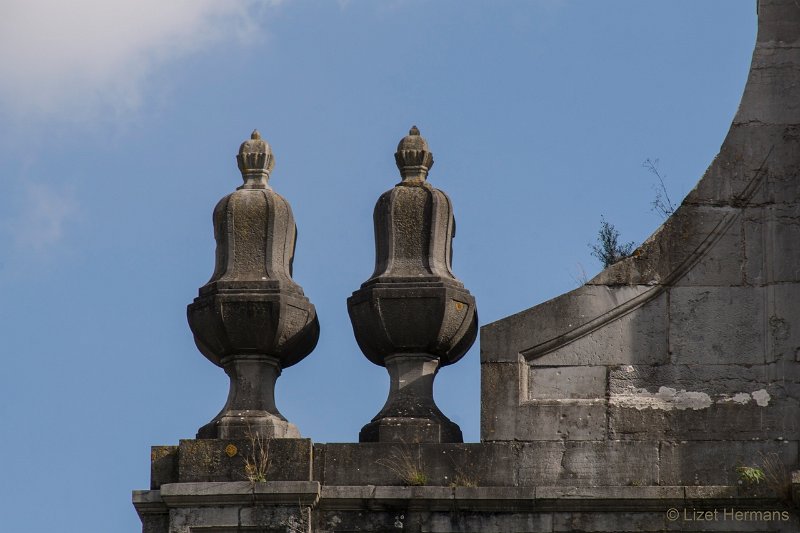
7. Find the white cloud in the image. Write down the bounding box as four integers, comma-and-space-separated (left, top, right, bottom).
0, 0, 281, 120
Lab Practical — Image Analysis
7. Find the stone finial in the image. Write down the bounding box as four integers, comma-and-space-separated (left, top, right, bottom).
348, 127, 477, 443
394, 125, 434, 182
187, 130, 319, 439
236, 129, 275, 188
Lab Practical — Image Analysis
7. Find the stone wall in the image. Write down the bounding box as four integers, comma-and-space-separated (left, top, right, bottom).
481, 0, 800, 490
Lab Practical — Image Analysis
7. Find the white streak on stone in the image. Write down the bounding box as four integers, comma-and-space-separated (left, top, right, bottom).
612, 387, 773, 410
611, 386, 712, 411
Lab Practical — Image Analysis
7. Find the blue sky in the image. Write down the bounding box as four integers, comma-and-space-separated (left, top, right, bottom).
0, 1, 756, 531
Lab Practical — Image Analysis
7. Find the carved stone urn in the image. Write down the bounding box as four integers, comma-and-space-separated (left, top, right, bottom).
187, 130, 319, 439
347, 126, 478, 443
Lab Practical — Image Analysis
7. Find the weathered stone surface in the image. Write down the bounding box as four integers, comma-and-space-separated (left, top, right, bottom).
480, 361, 521, 442
659, 440, 798, 486
348, 127, 477, 443
552, 511, 667, 532
609, 364, 773, 397
314, 442, 516, 487
517, 441, 659, 487
160, 480, 320, 506
132, 490, 168, 533
669, 286, 765, 365
187, 131, 319, 440
529, 365, 607, 399
610, 400, 800, 441
514, 400, 607, 441
150, 445, 178, 489
528, 291, 668, 367
176, 438, 312, 483
744, 205, 800, 286
481, 285, 653, 364
425, 511, 552, 533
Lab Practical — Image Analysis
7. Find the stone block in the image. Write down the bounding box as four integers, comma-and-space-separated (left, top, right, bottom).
553, 511, 666, 532
480, 361, 521, 442
516, 442, 567, 485
609, 399, 800, 441
169, 503, 301, 533
517, 441, 658, 487
530, 291, 668, 367
314, 510, 416, 533
177, 438, 312, 483
140, 514, 168, 533
536, 485, 683, 503
426, 511, 552, 533
480, 285, 652, 364
314, 442, 516, 487
675, 210, 745, 287
745, 205, 800, 286
609, 363, 773, 397
669, 286, 765, 365
160, 481, 319, 506
758, 0, 800, 43
529, 366, 607, 400
451, 486, 538, 511
514, 400, 607, 441
150, 446, 178, 489
132, 490, 168, 533
737, 61, 800, 125
765, 207, 800, 283
770, 283, 800, 363
659, 440, 798, 486
559, 441, 658, 487
314, 443, 399, 486
684, 125, 784, 207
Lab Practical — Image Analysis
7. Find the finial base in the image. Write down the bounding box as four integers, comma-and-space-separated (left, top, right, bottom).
196, 354, 301, 439
358, 353, 463, 444
198, 413, 301, 440
359, 416, 462, 444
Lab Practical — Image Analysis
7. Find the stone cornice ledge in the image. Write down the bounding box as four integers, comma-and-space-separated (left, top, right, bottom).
150, 481, 321, 507
134, 483, 790, 515
317, 485, 787, 513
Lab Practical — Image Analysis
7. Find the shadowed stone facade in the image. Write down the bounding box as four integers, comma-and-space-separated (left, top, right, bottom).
134, 2, 800, 531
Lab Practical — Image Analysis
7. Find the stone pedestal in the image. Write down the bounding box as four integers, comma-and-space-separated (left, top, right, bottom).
197, 355, 299, 439
359, 354, 462, 443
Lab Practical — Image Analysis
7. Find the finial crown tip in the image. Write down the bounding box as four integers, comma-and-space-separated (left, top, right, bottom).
251, 129, 261, 140
409, 125, 420, 136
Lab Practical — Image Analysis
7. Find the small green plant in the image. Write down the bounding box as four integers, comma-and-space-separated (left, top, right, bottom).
737, 465, 766, 485
377, 443, 428, 486
244, 429, 270, 484
590, 216, 635, 268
